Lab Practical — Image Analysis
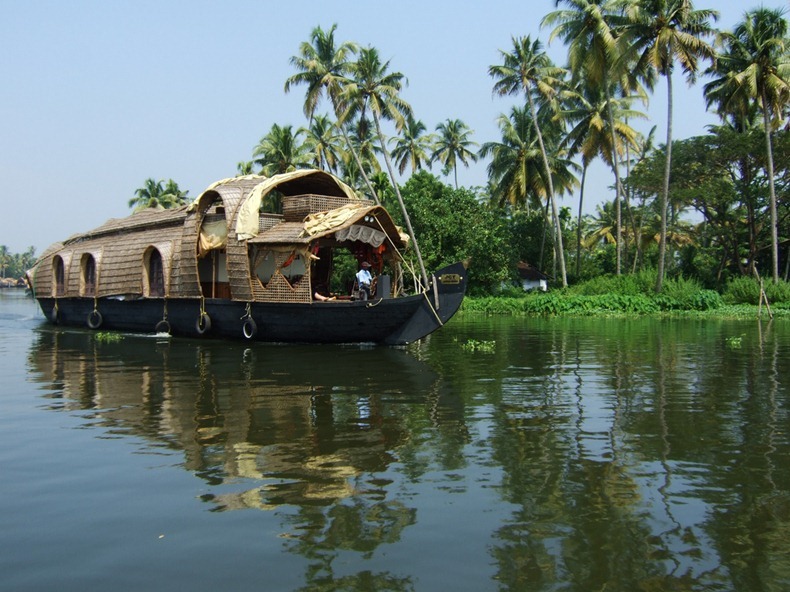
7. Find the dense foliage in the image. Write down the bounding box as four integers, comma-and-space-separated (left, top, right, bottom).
0, 245, 36, 281
398, 172, 512, 295
265, 6, 789, 297
464, 270, 790, 316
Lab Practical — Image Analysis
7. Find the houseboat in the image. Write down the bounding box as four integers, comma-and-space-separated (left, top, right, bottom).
26, 169, 467, 345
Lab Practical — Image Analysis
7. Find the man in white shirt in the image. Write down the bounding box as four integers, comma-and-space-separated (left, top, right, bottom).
355, 261, 373, 300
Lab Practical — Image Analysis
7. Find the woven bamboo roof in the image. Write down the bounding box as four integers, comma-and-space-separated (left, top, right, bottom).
62, 206, 188, 245
248, 222, 310, 245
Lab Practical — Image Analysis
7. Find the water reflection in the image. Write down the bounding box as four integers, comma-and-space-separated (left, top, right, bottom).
24, 315, 790, 591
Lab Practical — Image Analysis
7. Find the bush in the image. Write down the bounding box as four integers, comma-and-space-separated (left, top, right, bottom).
765, 280, 790, 304
723, 277, 761, 304
723, 276, 790, 305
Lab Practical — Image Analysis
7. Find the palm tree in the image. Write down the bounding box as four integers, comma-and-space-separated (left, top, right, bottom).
543, 0, 631, 276
252, 123, 310, 176
704, 7, 789, 283
340, 46, 429, 290
128, 178, 188, 210
431, 119, 479, 190
582, 200, 619, 250
284, 24, 357, 123
301, 114, 344, 172
480, 106, 548, 212
236, 161, 254, 176
561, 82, 644, 276
0, 245, 8, 279
621, 0, 718, 292
489, 35, 569, 286
284, 25, 379, 200
389, 114, 435, 175
160, 179, 190, 207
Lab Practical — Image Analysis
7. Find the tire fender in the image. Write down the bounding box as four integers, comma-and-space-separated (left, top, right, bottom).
87, 310, 103, 330
196, 312, 211, 335
242, 317, 258, 339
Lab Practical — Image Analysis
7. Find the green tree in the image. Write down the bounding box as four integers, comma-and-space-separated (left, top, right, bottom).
236, 161, 255, 176
284, 24, 357, 123
0, 245, 8, 279
561, 81, 644, 275
489, 35, 570, 286
704, 7, 790, 283
621, 0, 718, 292
283, 25, 379, 200
301, 114, 344, 172
543, 0, 633, 276
430, 118, 478, 190
341, 46, 429, 290
479, 105, 579, 275
389, 114, 435, 175
340, 118, 383, 191
400, 171, 512, 293
129, 178, 189, 210
252, 123, 310, 176
479, 106, 550, 212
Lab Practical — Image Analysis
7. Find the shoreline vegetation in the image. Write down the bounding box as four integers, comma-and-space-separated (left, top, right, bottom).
462, 271, 790, 318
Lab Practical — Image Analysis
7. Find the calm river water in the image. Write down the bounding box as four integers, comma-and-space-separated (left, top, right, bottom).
1, 289, 789, 591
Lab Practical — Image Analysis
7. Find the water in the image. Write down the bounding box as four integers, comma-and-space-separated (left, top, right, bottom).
2, 289, 789, 591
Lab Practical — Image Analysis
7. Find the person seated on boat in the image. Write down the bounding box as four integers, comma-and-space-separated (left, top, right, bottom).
355, 261, 373, 301
313, 283, 335, 301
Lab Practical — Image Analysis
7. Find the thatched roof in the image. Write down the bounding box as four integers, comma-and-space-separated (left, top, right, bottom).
62, 206, 188, 246
247, 222, 310, 246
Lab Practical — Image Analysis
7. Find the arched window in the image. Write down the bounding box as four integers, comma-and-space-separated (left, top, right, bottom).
81, 254, 96, 297
53, 256, 65, 297
147, 248, 165, 297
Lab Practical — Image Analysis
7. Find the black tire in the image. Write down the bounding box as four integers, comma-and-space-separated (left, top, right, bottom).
196, 312, 211, 335
50, 307, 59, 324
242, 317, 257, 339
87, 310, 103, 330
155, 320, 171, 334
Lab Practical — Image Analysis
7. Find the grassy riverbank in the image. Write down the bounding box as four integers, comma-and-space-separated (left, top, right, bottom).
461, 272, 790, 318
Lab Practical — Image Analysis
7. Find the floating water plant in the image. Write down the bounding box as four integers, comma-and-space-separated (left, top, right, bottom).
94, 331, 123, 343
460, 339, 496, 353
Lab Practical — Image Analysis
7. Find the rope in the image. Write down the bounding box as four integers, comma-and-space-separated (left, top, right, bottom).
365, 298, 384, 308
240, 302, 252, 320
422, 291, 443, 326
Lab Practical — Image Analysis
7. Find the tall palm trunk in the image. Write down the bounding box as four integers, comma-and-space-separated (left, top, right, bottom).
371, 110, 430, 291
538, 196, 550, 271
576, 165, 587, 278
604, 80, 624, 276
761, 90, 779, 283
656, 70, 673, 293
526, 88, 567, 287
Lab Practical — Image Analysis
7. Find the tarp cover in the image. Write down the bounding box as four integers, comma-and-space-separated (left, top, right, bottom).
301, 203, 369, 237
198, 219, 228, 256
334, 224, 387, 247
236, 170, 359, 240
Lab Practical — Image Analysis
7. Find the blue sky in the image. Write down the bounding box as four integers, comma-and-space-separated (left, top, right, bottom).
1, 0, 785, 254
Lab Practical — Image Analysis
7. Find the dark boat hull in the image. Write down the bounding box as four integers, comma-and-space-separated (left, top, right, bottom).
36, 262, 467, 345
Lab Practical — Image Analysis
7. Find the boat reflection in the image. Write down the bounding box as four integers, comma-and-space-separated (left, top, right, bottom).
28, 327, 463, 514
